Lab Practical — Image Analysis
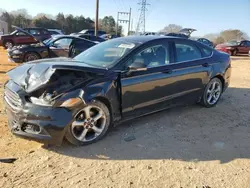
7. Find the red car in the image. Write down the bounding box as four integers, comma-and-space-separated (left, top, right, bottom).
215, 40, 250, 56
0, 27, 51, 49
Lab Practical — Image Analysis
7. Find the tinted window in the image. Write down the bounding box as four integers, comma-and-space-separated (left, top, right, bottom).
175, 42, 202, 62
128, 44, 169, 68
74, 40, 95, 48
246, 41, 250, 47
49, 31, 59, 35
199, 44, 213, 57
240, 41, 247, 46
80, 35, 90, 40
29, 29, 41, 35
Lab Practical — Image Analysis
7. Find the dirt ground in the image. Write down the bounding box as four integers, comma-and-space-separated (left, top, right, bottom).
0, 48, 250, 188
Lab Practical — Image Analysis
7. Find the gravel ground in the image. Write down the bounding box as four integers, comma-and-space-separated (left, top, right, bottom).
0, 48, 250, 188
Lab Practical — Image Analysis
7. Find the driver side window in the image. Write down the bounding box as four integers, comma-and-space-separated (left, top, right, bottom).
126, 44, 169, 69
53, 38, 73, 49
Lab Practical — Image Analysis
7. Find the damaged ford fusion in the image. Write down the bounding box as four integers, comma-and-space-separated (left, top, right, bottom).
4, 36, 231, 145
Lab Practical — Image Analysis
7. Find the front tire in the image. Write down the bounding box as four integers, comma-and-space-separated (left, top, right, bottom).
24, 52, 40, 62
201, 78, 223, 108
65, 100, 111, 146
3, 40, 14, 49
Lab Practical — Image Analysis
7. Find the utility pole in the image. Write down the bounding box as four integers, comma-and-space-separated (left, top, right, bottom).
95, 0, 99, 36
116, 8, 132, 36
128, 7, 132, 36
136, 0, 149, 34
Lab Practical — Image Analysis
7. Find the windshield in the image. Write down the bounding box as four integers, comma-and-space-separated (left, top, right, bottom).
10, 30, 18, 35
74, 39, 137, 68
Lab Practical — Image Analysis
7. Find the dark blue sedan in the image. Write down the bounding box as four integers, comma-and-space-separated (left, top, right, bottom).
5, 36, 231, 146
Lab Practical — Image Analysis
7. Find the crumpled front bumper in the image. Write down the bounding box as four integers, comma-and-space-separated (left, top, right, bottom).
8, 51, 24, 63
4, 80, 85, 145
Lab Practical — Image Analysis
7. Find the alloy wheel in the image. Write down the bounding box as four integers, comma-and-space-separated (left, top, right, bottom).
5, 42, 13, 49
25, 53, 39, 62
206, 80, 222, 105
71, 105, 106, 142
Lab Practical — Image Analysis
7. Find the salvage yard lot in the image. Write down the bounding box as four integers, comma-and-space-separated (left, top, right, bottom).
0, 47, 250, 188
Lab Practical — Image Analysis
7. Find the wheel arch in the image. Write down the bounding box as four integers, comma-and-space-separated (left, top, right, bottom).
212, 74, 225, 90
23, 51, 42, 61
93, 96, 113, 121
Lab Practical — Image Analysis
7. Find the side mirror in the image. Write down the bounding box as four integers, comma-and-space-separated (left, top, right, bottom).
128, 61, 147, 72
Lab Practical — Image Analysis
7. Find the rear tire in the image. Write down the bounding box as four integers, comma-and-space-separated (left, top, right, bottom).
3, 40, 14, 49
24, 52, 40, 62
65, 100, 111, 146
201, 78, 223, 108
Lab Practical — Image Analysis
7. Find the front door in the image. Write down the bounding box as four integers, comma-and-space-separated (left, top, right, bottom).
120, 40, 210, 118
14, 31, 36, 44
49, 37, 73, 57
238, 41, 250, 54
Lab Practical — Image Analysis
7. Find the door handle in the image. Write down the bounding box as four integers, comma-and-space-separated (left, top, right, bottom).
162, 69, 173, 74
202, 63, 210, 67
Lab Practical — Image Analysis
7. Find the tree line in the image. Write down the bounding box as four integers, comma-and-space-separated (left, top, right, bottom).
0, 9, 122, 35
160, 24, 249, 45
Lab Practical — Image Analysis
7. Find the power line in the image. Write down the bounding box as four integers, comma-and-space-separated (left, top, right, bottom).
113, 0, 119, 9
116, 8, 132, 36
136, 0, 150, 34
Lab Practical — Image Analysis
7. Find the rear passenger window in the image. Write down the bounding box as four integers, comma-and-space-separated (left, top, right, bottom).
175, 42, 202, 63
201, 47, 213, 57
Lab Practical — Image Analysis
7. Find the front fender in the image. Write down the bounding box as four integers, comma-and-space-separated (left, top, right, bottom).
83, 80, 121, 122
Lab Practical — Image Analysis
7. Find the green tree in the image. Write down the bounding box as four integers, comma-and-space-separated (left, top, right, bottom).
0, 11, 13, 32
220, 29, 248, 42
33, 16, 59, 29
160, 24, 182, 33
56, 13, 65, 30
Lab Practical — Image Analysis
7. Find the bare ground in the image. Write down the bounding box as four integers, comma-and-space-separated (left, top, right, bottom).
0, 48, 250, 188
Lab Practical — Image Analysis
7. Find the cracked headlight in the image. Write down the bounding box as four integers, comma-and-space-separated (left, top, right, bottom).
29, 97, 52, 106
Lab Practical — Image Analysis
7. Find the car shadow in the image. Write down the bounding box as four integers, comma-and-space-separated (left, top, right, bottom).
48, 87, 250, 163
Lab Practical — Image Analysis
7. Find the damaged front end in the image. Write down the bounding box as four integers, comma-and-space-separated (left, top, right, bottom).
4, 61, 107, 145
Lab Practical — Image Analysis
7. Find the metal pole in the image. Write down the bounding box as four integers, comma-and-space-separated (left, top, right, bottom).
127, 8, 132, 36
116, 12, 119, 35
95, 0, 99, 36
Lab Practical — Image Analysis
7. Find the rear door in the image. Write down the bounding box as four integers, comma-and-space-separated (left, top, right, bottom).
69, 39, 96, 57
169, 40, 212, 103
246, 41, 250, 53
238, 41, 249, 54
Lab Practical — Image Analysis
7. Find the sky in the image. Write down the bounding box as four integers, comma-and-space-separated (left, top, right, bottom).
1, 0, 250, 36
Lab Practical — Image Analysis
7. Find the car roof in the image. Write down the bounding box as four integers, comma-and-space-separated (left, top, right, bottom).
111, 35, 188, 44
23, 27, 47, 30
51, 35, 95, 43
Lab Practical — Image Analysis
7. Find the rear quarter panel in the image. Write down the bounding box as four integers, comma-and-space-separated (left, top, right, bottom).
210, 51, 231, 88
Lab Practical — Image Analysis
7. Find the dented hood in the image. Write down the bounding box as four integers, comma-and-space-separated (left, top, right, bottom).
7, 58, 108, 93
